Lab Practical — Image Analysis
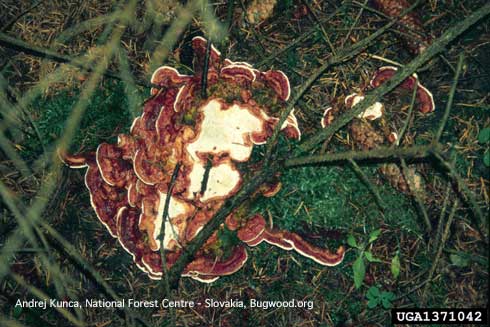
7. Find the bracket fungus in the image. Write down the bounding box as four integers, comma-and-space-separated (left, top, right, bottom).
321, 65, 435, 131
61, 36, 344, 283
369, 66, 435, 114
320, 65, 434, 193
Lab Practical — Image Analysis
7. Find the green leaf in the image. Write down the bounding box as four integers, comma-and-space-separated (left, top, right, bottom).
368, 229, 381, 243
483, 149, 490, 167
367, 286, 380, 299
367, 298, 379, 308
380, 291, 395, 309
353, 255, 366, 289
478, 127, 490, 143
13, 305, 22, 318
365, 251, 382, 263
347, 235, 358, 248
381, 297, 393, 309
381, 291, 396, 301
450, 253, 470, 267
391, 254, 401, 279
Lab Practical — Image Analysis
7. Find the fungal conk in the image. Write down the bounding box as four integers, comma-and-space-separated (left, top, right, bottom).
61, 37, 344, 283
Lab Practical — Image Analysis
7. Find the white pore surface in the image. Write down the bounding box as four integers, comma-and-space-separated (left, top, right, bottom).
186, 99, 265, 162
186, 160, 241, 202
184, 99, 266, 203
153, 192, 189, 250
351, 95, 384, 120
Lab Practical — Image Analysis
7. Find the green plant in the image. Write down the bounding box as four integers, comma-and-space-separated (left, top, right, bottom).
391, 251, 401, 279
478, 127, 490, 166
366, 286, 395, 309
347, 229, 383, 289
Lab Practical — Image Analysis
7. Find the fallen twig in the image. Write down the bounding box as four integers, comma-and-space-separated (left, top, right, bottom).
285, 144, 441, 167
433, 152, 487, 242
434, 54, 465, 143
167, 165, 274, 288
158, 163, 181, 327
348, 158, 385, 211
421, 199, 459, 305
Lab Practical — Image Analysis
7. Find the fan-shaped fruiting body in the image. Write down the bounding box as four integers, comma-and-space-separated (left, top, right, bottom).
61, 37, 344, 283
369, 66, 435, 113
321, 66, 435, 129
319, 66, 432, 193
345, 93, 384, 120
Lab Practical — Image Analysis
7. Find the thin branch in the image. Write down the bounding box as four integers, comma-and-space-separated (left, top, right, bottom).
421, 199, 458, 304
0, 74, 48, 158
0, 6, 131, 282
147, 0, 201, 76
167, 165, 274, 288
0, 127, 32, 177
348, 159, 385, 211
285, 143, 441, 168
0, 314, 28, 327
396, 83, 418, 146
433, 152, 487, 241
256, 5, 346, 68
0, 32, 157, 89
158, 163, 181, 327
433, 182, 453, 252
0, 181, 75, 307
1, 0, 43, 33
218, 0, 235, 50
201, 38, 212, 99
0, 32, 120, 79
40, 221, 151, 327
434, 54, 465, 142
341, 0, 368, 48
200, 156, 212, 195
9, 273, 84, 327
301, 0, 338, 55
352, 0, 427, 42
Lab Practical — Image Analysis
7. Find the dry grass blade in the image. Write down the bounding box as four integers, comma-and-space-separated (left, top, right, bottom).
434, 54, 465, 142
9, 273, 85, 327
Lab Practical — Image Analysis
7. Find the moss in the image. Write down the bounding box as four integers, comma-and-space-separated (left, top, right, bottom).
24, 80, 134, 159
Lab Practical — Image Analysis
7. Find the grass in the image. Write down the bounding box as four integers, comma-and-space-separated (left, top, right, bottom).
1, 0, 489, 326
